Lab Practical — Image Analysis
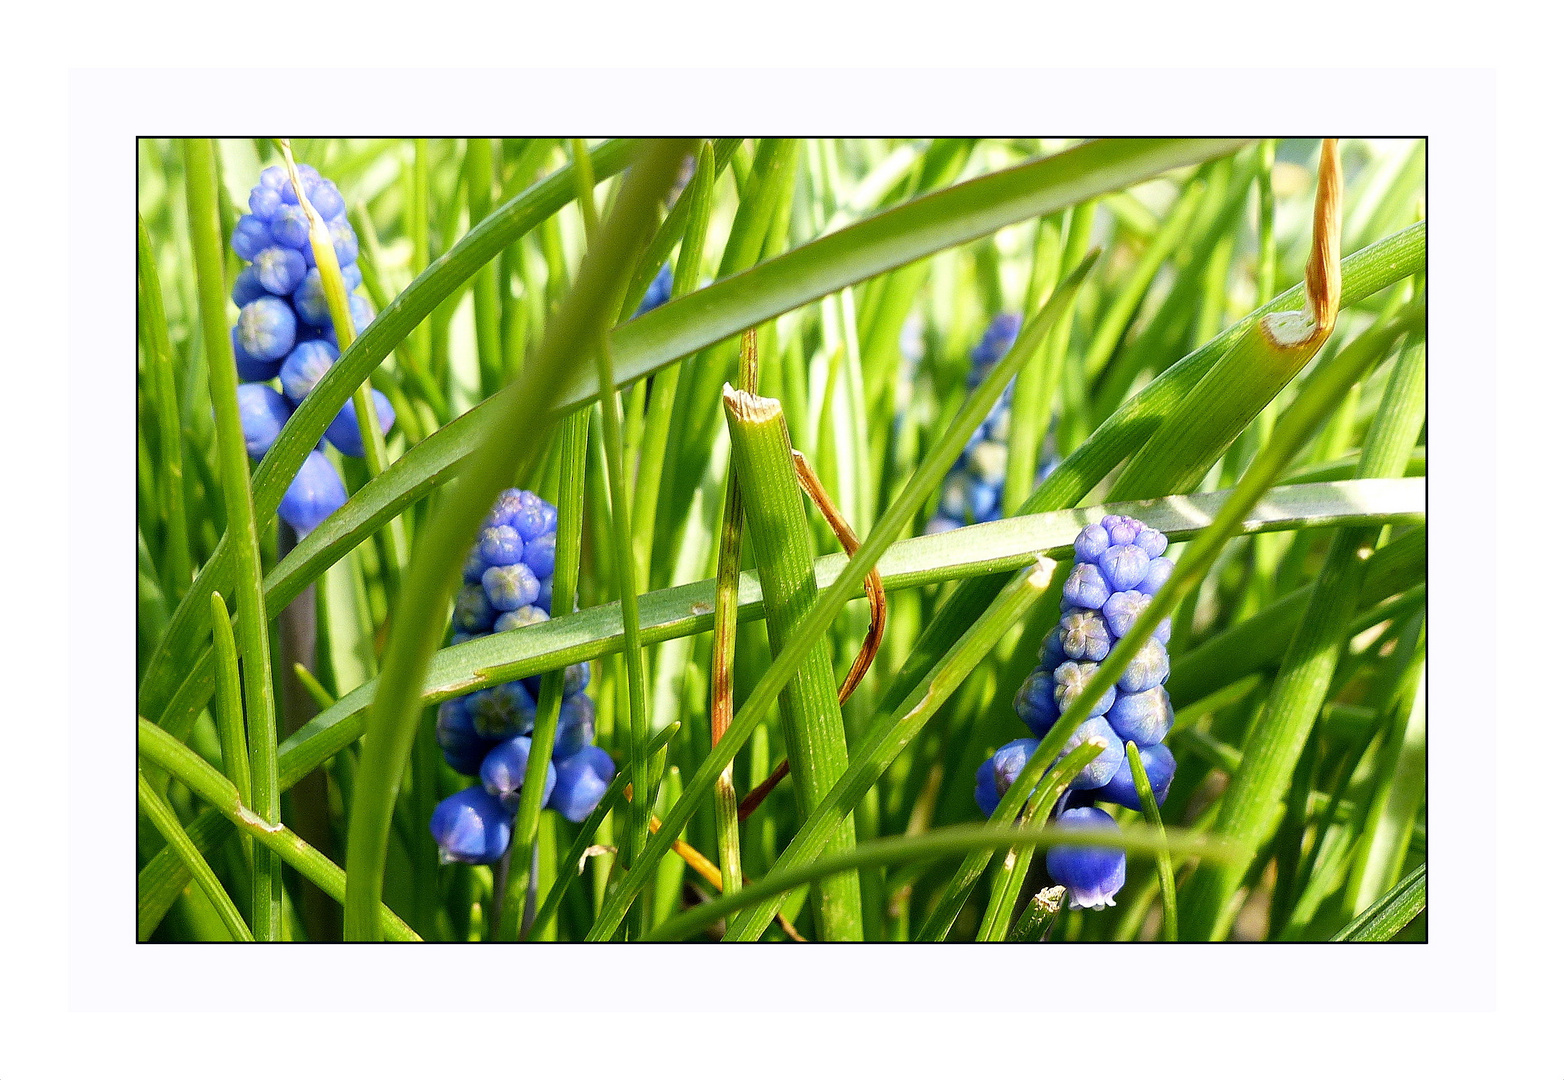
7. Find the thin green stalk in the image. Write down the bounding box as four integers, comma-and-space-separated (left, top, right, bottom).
137, 215, 192, 601
137, 719, 418, 942
466, 138, 504, 395
652, 820, 1231, 942
1331, 864, 1425, 941
572, 138, 658, 938
976, 739, 1104, 941
722, 388, 862, 941
183, 137, 283, 941
916, 268, 1404, 942
588, 256, 1097, 940
494, 407, 590, 942
206, 592, 253, 804
630, 143, 715, 591
342, 139, 693, 940
1127, 741, 1179, 941
709, 331, 756, 898
1256, 139, 1277, 306
137, 771, 252, 942
1002, 213, 1061, 517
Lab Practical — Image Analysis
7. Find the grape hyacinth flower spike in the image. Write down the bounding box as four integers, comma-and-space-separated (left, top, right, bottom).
978, 512, 1180, 912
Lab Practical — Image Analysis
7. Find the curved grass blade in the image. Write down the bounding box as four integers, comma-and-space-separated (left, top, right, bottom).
137, 770, 252, 942
650, 821, 1235, 942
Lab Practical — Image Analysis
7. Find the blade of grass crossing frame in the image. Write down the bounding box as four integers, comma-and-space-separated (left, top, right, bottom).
342, 141, 694, 940
182, 138, 283, 941
137, 216, 192, 601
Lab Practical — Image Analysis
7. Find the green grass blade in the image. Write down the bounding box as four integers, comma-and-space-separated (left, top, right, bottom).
182, 138, 283, 940
136, 215, 192, 602
137, 719, 418, 942
1127, 741, 1179, 941
724, 389, 863, 940
1330, 864, 1425, 942
137, 770, 253, 942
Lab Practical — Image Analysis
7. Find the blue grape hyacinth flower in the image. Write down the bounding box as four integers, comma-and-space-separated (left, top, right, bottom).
277, 450, 347, 535
1044, 806, 1128, 910
481, 735, 558, 809
549, 745, 616, 823
429, 787, 513, 865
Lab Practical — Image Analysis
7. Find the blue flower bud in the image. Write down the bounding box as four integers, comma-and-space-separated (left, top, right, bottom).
278, 450, 347, 535
1099, 543, 1151, 593
232, 326, 282, 382
553, 692, 597, 760
274, 164, 320, 204
482, 561, 541, 612
1052, 660, 1116, 719
320, 294, 374, 347
522, 533, 556, 579
1038, 626, 1066, 672
509, 489, 552, 540
1101, 589, 1171, 643
549, 745, 616, 823
1138, 556, 1173, 595
231, 266, 268, 308
270, 204, 311, 249
308, 179, 345, 219
1054, 714, 1125, 790
633, 263, 674, 316
1045, 806, 1126, 910
279, 339, 337, 404
327, 216, 359, 266
1096, 742, 1176, 811
324, 390, 395, 457
969, 478, 1001, 523
537, 576, 554, 613
1133, 527, 1168, 558
236, 296, 297, 361
975, 737, 1040, 817
1101, 514, 1142, 547
1059, 609, 1112, 662
453, 583, 496, 633
429, 786, 511, 865
1014, 670, 1060, 737
971, 312, 1021, 365
1073, 523, 1110, 562
1062, 563, 1110, 610
494, 605, 549, 633
478, 525, 524, 566
249, 184, 284, 221
469, 681, 536, 740
1105, 685, 1173, 745
481, 735, 557, 808
485, 488, 525, 528
436, 697, 493, 776
462, 548, 488, 584
237, 383, 293, 460
1116, 638, 1170, 694
253, 245, 307, 296
291, 269, 334, 327
231, 214, 272, 260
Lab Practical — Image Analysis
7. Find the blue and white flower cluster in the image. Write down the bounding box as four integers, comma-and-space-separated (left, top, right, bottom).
428, 489, 612, 865
230, 162, 390, 535
925, 313, 1059, 534
975, 514, 1179, 911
